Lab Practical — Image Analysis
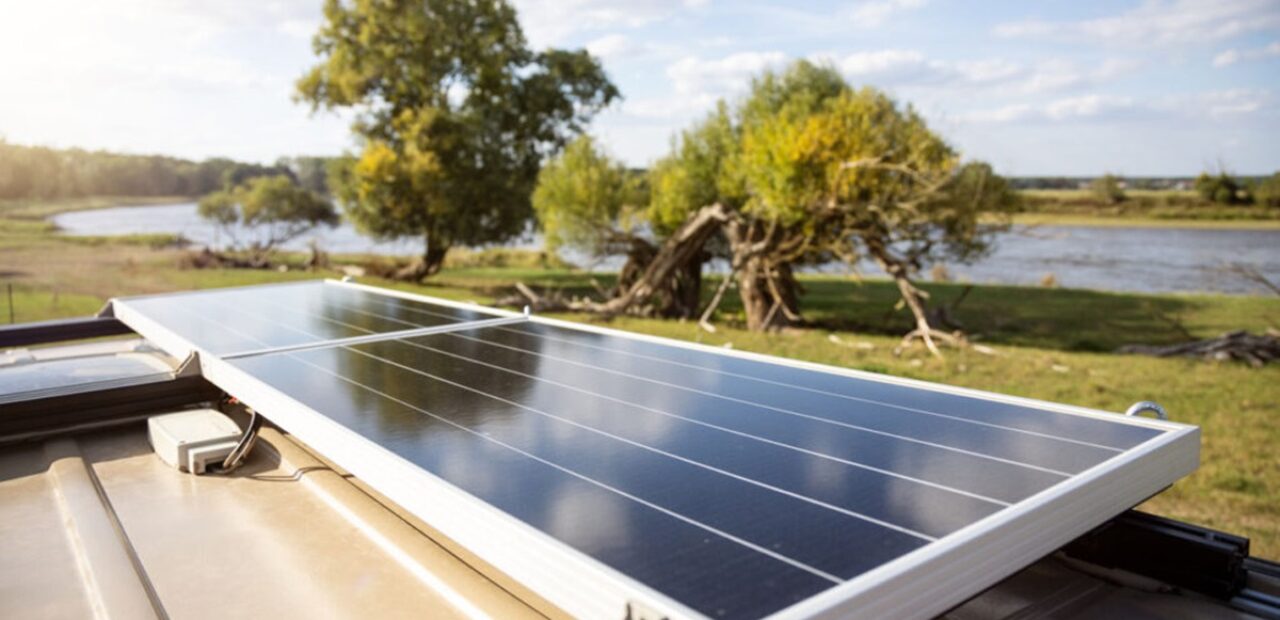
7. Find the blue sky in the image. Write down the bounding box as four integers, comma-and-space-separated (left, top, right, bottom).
1, 0, 1277, 175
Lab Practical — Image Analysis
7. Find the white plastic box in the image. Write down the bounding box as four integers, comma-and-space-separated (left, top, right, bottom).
147, 409, 242, 474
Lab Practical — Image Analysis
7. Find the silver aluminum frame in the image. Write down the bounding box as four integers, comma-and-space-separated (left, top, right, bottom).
109, 280, 1200, 620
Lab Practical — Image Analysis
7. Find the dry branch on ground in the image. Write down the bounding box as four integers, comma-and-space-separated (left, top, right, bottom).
1118, 330, 1280, 367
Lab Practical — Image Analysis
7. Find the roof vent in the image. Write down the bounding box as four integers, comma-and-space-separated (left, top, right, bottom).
148, 409, 242, 474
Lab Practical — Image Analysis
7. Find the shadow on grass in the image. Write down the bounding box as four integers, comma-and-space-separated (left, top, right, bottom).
430, 269, 1279, 354
792, 279, 1211, 352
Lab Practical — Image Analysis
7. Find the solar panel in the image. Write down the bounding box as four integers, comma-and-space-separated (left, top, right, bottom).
109, 280, 1199, 619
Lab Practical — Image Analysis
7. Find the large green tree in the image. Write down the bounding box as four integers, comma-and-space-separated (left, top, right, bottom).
297, 0, 618, 280
534, 60, 1018, 348
749, 82, 1019, 348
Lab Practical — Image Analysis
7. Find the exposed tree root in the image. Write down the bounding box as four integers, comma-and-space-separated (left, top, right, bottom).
897, 327, 967, 357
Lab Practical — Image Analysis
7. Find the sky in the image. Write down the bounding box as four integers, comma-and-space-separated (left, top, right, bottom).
0, 0, 1277, 176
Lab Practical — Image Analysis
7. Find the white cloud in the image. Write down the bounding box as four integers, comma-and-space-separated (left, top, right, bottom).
0, 0, 346, 162
960, 104, 1037, 124
954, 59, 1023, 84
667, 51, 788, 97
1213, 49, 1242, 67
617, 51, 787, 121
513, 0, 707, 47
637, 47, 1138, 123
1019, 60, 1085, 93
1199, 89, 1269, 116
837, 49, 935, 78
1019, 58, 1142, 94
622, 96, 714, 120
960, 95, 1138, 124
1213, 41, 1280, 67
848, 0, 927, 27
586, 34, 637, 59
1044, 94, 1136, 120
644, 48, 1142, 127
829, 50, 1136, 94
994, 0, 1280, 46
0, 1, 311, 93
732, 2, 926, 37
959, 89, 1274, 126
832, 49, 1012, 87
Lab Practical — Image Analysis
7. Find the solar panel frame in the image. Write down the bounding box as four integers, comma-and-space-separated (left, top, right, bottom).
106, 279, 1200, 620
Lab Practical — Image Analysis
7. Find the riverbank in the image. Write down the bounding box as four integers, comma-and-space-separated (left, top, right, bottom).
0, 195, 192, 220
1011, 212, 1280, 230
1015, 188, 1280, 229
4, 197, 1279, 557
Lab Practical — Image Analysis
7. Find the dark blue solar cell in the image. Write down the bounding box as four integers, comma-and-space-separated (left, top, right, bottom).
114, 281, 488, 355
498, 322, 1161, 452
230, 346, 862, 618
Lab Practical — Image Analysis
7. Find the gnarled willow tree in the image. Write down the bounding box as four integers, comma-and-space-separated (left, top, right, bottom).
297, 0, 618, 280
534, 60, 1019, 353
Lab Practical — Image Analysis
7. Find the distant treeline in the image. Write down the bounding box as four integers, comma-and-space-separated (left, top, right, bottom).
1010, 175, 1267, 191
0, 140, 332, 201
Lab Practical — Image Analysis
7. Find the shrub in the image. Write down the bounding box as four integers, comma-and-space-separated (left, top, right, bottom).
1089, 174, 1125, 205
1254, 172, 1280, 209
1195, 171, 1251, 205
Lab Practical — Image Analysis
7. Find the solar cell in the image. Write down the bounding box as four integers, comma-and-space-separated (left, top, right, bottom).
110, 280, 498, 357
109, 280, 1200, 620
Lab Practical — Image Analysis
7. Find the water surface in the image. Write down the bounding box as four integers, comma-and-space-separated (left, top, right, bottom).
53, 203, 1280, 296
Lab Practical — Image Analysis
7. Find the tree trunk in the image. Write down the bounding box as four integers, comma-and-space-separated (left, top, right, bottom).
614, 237, 658, 295
725, 219, 802, 331
603, 235, 703, 318
393, 238, 450, 281
595, 203, 729, 316
737, 255, 772, 331
661, 255, 705, 319
737, 257, 801, 331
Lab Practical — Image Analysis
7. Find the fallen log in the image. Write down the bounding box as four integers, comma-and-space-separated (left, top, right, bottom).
1118, 330, 1280, 368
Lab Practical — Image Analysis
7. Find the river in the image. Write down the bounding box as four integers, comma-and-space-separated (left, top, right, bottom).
52, 202, 1280, 296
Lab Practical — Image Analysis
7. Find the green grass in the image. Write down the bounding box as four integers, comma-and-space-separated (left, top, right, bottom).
0, 284, 106, 322
432, 270, 1280, 351
1012, 212, 1280, 230
1016, 189, 1280, 228
2, 195, 1278, 559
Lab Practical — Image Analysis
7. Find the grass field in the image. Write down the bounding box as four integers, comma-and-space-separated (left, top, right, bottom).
1016, 188, 1280, 229
2, 198, 1278, 558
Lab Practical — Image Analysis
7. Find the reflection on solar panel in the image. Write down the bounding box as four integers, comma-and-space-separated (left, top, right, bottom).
110, 280, 1200, 619
111, 280, 501, 357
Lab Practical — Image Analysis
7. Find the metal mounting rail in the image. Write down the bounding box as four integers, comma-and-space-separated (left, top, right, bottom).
0, 316, 135, 348
0, 373, 221, 441
221, 314, 531, 360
